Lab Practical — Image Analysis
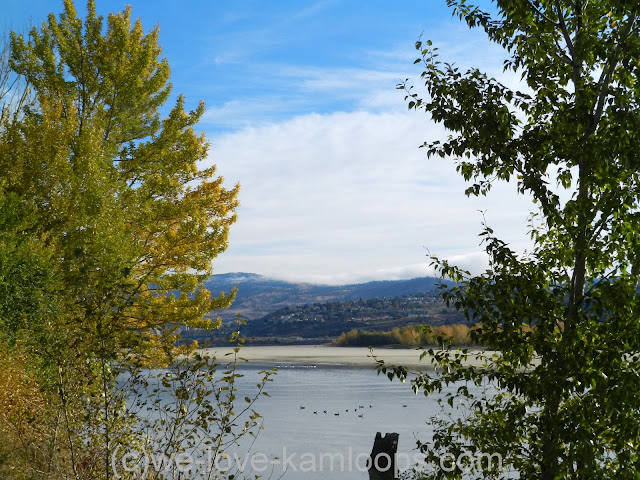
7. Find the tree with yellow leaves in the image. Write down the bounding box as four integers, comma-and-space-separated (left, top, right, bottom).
0, 2, 270, 479
5, 0, 239, 359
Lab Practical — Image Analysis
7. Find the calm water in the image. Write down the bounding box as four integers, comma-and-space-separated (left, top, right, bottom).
216, 363, 463, 480
126, 363, 486, 480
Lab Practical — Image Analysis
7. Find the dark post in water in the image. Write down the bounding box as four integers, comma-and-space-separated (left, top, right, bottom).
369, 432, 399, 480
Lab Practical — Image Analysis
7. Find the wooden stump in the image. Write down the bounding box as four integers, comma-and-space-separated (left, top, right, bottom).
369, 432, 399, 480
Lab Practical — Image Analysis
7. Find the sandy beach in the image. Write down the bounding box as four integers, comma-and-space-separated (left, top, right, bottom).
197, 344, 498, 369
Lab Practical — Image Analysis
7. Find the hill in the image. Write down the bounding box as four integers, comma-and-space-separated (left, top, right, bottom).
203, 273, 448, 321
240, 292, 463, 340
177, 274, 462, 345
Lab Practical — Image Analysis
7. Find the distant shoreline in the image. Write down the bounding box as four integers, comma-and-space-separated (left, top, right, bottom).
197, 344, 498, 370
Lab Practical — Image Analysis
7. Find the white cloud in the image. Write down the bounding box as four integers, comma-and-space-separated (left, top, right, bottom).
198, 23, 529, 132
202, 1, 334, 67
207, 109, 535, 284
195, 11, 543, 285
198, 64, 409, 130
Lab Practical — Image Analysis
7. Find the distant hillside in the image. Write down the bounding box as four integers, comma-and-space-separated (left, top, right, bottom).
240, 292, 464, 340
204, 273, 449, 321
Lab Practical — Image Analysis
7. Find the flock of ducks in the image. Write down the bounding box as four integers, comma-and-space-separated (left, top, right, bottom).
299, 404, 408, 418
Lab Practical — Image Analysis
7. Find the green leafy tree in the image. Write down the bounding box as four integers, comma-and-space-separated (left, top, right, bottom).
384, 1, 640, 479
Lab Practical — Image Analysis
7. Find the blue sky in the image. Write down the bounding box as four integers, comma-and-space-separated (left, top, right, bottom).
5, 0, 535, 285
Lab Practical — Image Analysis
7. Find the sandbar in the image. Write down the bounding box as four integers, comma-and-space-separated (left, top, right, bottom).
197, 344, 498, 369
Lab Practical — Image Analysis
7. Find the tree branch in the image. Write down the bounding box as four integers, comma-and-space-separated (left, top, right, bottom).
588, 14, 638, 135
554, 0, 577, 60
525, 0, 559, 27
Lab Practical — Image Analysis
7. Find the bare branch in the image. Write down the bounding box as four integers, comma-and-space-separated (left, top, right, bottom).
0, 33, 32, 125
